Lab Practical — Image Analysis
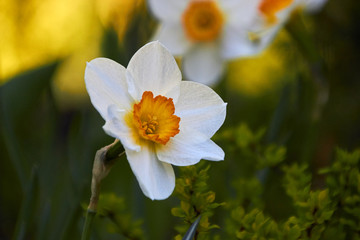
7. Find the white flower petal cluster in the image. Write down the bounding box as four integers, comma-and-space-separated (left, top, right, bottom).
148, 0, 328, 86
85, 41, 226, 200
244, 0, 328, 55
149, 0, 262, 86
243, 0, 299, 56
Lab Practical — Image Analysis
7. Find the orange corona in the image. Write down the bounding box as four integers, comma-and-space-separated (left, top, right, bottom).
182, 0, 224, 42
132, 91, 180, 145
259, 0, 293, 24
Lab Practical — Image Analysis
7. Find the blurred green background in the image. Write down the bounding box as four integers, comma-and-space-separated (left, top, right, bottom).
1, 0, 360, 239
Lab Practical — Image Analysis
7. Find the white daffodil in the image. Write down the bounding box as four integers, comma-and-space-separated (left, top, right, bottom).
245, 0, 328, 54
85, 41, 226, 200
242, 0, 299, 55
148, 0, 262, 86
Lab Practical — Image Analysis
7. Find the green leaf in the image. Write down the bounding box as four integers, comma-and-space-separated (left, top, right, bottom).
283, 217, 302, 240
257, 144, 286, 169
0, 61, 60, 191
1, 61, 60, 123
96, 193, 144, 240
171, 208, 186, 218
310, 225, 325, 240
182, 216, 201, 240
235, 123, 265, 148
173, 163, 222, 239
13, 166, 39, 240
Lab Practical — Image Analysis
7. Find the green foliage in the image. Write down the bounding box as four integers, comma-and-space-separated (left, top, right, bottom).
218, 123, 286, 175
282, 149, 360, 239
227, 207, 281, 240
219, 123, 286, 211
319, 149, 360, 237
96, 193, 144, 240
231, 178, 263, 209
283, 164, 335, 239
219, 123, 287, 239
171, 162, 224, 240
283, 164, 312, 203
224, 147, 360, 240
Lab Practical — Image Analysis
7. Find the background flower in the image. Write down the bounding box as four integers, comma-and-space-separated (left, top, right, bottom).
148, 0, 262, 86
244, 0, 328, 55
85, 41, 226, 200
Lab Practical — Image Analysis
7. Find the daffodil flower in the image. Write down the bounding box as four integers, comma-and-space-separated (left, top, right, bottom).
245, 0, 328, 54
240, 0, 299, 55
148, 0, 262, 86
85, 41, 226, 200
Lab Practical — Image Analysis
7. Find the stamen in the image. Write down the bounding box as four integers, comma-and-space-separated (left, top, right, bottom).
132, 91, 180, 145
182, 0, 224, 42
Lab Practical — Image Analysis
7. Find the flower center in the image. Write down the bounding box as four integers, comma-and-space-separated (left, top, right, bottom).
182, 0, 224, 42
259, 0, 293, 24
132, 91, 180, 145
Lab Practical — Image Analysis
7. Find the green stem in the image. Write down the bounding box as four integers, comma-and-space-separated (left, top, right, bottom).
80, 139, 125, 240
105, 139, 125, 161
81, 210, 96, 240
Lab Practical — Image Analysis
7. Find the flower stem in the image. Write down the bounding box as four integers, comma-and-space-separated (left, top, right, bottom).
105, 139, 125, 161
80, 139, 125, 240
81, 209, 96, 240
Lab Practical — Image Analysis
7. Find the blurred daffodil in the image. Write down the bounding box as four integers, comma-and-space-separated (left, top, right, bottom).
242, 0, 299, 55
148, 0, 262, 86
245, 0, 328, 55
85, 41, 226, 200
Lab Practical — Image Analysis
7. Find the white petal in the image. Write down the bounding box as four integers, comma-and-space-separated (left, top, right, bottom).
302, 0, 328, 13
175, 81, 227, 139
147, 0, 189, 22
241, 17, 287, 56
219, 0, 265, 58
183, 43, 224, 86
102, 105, 140, 152
85, 58, 133, 120
125, 145, 175, 200
153, 23, 191, 56
220, 0, 261, 26
238, 2, 297, 56
275, 2, 298, 22
221, 25, 258, 59
157, 130, 224, 166
255, 7, 293, 51
126, 41, 182, 102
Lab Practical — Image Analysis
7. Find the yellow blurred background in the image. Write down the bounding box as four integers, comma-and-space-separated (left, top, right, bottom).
0, 0, 139, 103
